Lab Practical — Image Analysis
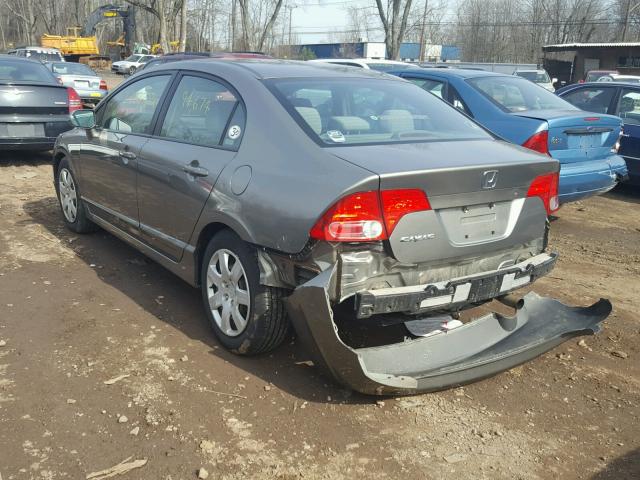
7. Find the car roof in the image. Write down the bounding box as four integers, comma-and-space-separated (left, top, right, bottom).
16, 46, 62, 52
393, 67, 511, 79
0, 54, 45, 63
311, 58, 411, 65
564, 81, 640, 88
152, 58, 397, 80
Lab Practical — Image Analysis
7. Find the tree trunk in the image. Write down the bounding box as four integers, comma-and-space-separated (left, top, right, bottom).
179, 0, 187, 52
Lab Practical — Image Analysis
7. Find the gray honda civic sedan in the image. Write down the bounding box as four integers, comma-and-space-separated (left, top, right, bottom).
52, 60, 611, 395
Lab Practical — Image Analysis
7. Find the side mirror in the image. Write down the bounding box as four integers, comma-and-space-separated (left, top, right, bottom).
71, 109, 96, 129
552, 77, 558, 84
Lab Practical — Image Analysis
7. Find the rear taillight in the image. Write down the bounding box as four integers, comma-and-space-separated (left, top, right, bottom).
310, 189, 431, 242
67, 87, 82, 113
380, 189, 431, 235
522, 130, 550, 155
99, 80, 108, 91
527, 172, 559, 215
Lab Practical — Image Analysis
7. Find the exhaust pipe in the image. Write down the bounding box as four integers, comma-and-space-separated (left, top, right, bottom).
498, 294, 525, 310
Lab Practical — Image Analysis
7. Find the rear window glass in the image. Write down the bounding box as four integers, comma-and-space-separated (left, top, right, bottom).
468, 76, 574, 112
19, 50, 63, 62
268, 77, 490, 146
561, 87, 615, 114
50, 62, 96, 76
0, 59, 56, 83
515, 71, 550, 83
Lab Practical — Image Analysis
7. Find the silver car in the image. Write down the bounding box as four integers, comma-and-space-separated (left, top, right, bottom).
46, 62, 108, 106
52, 60, 611, 395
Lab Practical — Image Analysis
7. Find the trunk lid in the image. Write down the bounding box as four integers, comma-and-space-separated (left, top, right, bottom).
58, 74, 100, 91
514, 110, 621, 163
331, 139, 558, 264
0, 82, 69, 115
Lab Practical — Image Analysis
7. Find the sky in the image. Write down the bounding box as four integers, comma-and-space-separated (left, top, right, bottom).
288, 0, 384, 44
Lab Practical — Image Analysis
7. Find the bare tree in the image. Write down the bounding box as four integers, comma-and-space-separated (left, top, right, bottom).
375, 0, 414, 59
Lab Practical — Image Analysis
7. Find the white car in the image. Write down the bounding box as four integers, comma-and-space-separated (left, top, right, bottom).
596, 74, 640, 84
308, 58, 420, 73
514, 69, 557, 91
14, 46, 65, 62
111, 54, 156, 75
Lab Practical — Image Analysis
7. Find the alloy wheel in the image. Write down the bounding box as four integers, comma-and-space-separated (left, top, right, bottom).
58, 168, 78, 223
206, 249, 251, 337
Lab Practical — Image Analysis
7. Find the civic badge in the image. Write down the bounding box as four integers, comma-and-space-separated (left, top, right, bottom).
482, 170, 499, 189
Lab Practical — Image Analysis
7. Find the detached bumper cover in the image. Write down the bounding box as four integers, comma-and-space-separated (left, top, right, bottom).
286, 266, 611, 395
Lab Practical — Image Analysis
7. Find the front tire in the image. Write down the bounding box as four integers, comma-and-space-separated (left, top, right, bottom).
200, 230, 289, 355
128, 66, 136, 75
55, 158, 97, 233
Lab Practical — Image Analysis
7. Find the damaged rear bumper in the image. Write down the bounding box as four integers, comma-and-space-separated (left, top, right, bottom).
286, 265, 611, 395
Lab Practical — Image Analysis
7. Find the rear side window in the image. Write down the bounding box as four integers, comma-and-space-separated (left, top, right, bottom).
561, 87, 615, 114
97, 75, 170, 134
0, 59, 56, 83
408, 78, 445, 99
159, 75, 243, 148
617, 89, 640, 125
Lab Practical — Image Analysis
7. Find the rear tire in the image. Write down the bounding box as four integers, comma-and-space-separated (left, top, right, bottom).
55, 158, 97, 234
200, 230, 289, 355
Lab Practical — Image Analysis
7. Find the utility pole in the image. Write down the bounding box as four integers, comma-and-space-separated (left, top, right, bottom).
287, 4, 296, 47
230, 0, 237, 51
418, 0, 428, 62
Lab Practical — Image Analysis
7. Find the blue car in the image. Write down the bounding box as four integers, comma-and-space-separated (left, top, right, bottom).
391, 69, 628, 204
556, 81, 640, 185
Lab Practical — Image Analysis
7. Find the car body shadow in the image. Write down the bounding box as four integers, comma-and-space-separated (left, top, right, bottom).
591, 448, 640, 480
22, 195, 370, 404
0, 150, 52, 167
605, 183, 640, 205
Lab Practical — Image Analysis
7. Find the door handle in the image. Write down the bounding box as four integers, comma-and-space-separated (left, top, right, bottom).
120, 151, 137, 160
182, 162, 209, 177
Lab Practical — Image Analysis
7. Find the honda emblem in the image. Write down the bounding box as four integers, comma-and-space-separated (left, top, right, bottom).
482, 170, 499, 189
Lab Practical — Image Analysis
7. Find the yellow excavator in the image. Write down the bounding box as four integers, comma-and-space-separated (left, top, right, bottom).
40, 4, 137, 68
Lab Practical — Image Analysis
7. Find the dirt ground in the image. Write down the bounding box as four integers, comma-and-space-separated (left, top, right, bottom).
0, 152, 638, 480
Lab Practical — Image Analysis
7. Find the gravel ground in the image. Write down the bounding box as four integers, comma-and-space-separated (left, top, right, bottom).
0, 152, 638, 480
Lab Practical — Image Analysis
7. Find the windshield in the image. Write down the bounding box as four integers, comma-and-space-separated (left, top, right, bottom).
468, 76, 574, 112
268, 78, 490, 146
125, 55, 142, 62
0, 59, 56, 83
50, 62, 96, 76
515, 71, 550, 83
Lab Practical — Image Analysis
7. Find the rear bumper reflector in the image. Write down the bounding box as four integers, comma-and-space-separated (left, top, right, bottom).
354, 252, 557, 319
286, 264, 611, 395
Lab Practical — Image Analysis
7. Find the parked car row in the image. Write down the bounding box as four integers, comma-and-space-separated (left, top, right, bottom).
32, 57, 611, 395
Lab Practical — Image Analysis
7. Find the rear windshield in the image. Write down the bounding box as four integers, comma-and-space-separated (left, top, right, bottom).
0, 59, 56, 83
515, 71, 550, 83
367, 63, 420, 72
586, 72, 615, 82
50, 62, 96, 76
268, 77, 490, 146
468, 76, 574, 112
20, 50, 62, 62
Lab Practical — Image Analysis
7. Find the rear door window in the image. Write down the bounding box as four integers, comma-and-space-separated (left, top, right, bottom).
617, 89, 640, 125
159, 75, 243, 148
407, 77, 446, 99
561, 87, 615, 114
96, 75, 171, 134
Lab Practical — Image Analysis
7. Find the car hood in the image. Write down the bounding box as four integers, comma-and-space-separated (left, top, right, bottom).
113, 61, 131, 67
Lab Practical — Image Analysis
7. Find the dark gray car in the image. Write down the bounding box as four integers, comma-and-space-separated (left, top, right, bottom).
1, 55, 78, 150
52, 60, 611, 395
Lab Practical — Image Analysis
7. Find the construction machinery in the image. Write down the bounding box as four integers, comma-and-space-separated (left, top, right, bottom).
40, 4, 136, 68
